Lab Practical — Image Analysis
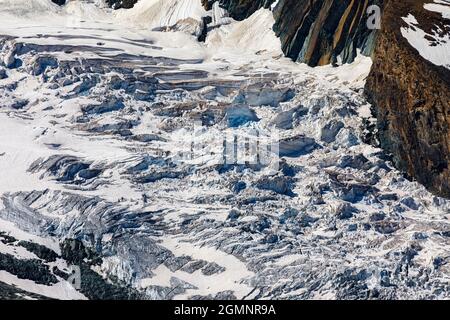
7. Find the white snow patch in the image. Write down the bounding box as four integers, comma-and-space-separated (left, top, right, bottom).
0, 218, 61, 254
424, 0, 450, 19
140, 236, 255, 299
0, 270, 87, 300
401, 13, 450, 69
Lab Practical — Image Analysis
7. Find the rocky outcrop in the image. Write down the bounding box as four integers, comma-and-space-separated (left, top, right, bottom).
205, 0, 381, 66
106, 0, 139, 9
273, 0, 382, 66
201, 0, 275, 20
365, 0, 450, 198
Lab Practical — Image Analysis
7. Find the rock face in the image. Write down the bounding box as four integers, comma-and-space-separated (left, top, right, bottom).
201, 0, 275, 20
272, 0, 382, 66
106, 0, 139, 9
365, 0, 450, 198
206, 0, 381, 66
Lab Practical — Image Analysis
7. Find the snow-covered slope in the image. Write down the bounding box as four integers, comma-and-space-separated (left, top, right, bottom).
401, 1, 450, 69
115, 0, 206, 25
0, 0, 60, 16
114, 0, 207, 36
0, 0, 449, 300
206, 8, 282, 54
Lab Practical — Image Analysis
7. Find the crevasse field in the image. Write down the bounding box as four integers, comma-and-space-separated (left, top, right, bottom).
0, 0, 449, 300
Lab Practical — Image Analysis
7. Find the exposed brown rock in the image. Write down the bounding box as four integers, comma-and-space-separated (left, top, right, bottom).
365, 0, 450, 198
207, 0, 381, 66
201, 0, 275, 19
272, 0, 381, 66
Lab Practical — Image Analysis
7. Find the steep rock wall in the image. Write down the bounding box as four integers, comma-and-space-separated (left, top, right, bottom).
365, 0, 450, 198
205, 0, 382, 66
272, 0, 382, 66
201, 0, 275, 19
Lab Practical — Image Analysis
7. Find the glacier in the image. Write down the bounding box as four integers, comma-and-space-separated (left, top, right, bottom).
0, 0, 449, 300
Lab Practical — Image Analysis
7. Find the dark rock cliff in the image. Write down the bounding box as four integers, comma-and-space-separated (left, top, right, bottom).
272, 0, 382, 66
204, 0, 382, 66
105, 0, 139, 9
201, 0, 275, 19
365, 0, 450, 198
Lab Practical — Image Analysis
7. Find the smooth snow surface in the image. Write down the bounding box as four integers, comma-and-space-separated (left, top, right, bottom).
206, 8, 283, 54
424, 0, 450, 19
